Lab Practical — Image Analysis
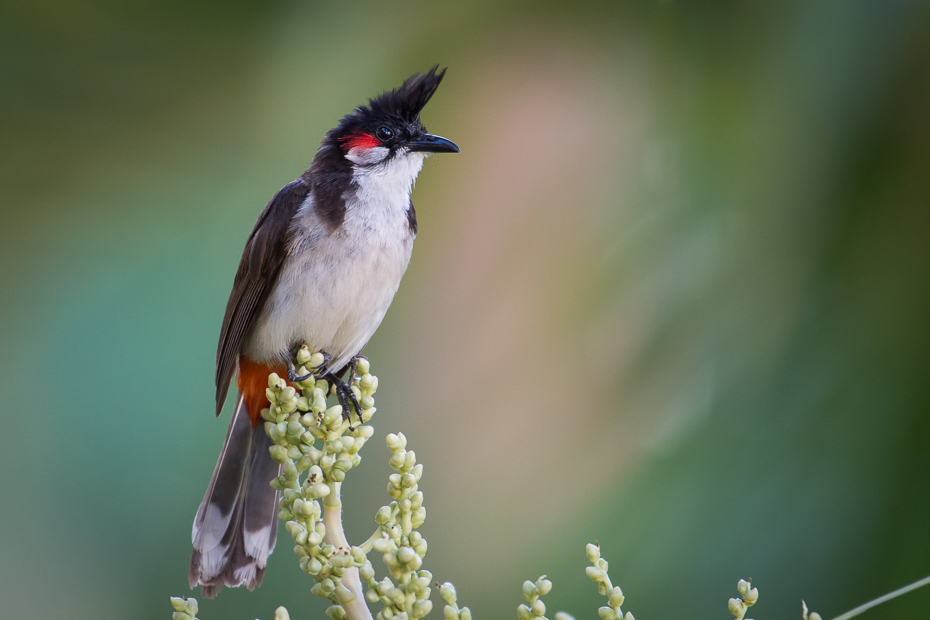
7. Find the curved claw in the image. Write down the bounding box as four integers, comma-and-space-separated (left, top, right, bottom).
331, 377, 363, 424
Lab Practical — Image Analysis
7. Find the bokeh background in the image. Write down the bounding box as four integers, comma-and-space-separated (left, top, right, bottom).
2, 1, 930, 618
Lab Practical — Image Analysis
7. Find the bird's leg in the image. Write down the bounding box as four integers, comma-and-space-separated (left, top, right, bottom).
328, 365, 363, 424
346, 354, 368, 388
286, 346, 331, 383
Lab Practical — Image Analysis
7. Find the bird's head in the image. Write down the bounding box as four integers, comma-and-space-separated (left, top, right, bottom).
328, 66, 459, 171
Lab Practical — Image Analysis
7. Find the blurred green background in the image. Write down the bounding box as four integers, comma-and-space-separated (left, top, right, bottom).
2, 1, 930, 618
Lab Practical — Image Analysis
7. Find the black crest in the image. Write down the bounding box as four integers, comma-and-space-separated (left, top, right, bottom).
364, 66, 447, 123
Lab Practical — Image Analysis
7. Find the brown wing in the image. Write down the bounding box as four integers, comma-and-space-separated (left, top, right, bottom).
215, 179, 311, 416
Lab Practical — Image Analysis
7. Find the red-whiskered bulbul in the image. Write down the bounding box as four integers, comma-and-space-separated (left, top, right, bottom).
189, 67, 458, 598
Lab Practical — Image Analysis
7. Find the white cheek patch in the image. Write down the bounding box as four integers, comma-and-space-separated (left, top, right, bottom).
346, 145, 389, 166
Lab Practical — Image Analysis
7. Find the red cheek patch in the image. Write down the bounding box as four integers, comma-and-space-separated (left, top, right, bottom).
340, 132, 380, 152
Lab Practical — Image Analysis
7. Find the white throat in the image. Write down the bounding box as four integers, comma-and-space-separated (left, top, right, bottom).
348, 148, 427, 205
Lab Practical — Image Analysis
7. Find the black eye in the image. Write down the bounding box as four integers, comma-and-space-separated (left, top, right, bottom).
376, 126, 393, 142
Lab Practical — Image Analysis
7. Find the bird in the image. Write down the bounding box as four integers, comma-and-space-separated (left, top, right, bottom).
189, 66, 459, 598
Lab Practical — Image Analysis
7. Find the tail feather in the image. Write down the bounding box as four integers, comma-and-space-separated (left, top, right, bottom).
190, 393, 280, 598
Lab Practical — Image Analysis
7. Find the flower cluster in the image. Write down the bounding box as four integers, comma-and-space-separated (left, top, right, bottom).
517, 575, 554, 620
364, 432, 434, 619
439, 582, 472, 620
585, 543, 632, 620
264, 347, 378, 619
727, 579, 759, 620
170, 597, 199, 620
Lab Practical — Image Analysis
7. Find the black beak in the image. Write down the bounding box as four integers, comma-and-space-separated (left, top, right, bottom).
406, 134, 460, 153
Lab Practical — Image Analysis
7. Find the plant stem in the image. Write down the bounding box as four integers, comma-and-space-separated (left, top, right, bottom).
322, 481, 372, 620
831, 574, 930, 620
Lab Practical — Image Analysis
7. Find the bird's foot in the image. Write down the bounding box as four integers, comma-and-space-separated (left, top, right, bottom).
329, 374, 363, 424
287, 347, 331, 383
346, 354, 369, 388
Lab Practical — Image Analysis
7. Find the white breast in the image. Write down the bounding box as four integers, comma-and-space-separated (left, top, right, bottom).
242, 152, 424, 371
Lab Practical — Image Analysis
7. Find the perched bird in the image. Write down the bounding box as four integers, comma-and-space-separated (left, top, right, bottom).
189, 67, 459, 598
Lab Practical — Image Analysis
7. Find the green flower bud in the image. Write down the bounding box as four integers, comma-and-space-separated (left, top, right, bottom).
414, 539, 427, 557
440, 582, 457, 604
586, 566, 606, 582
372, 537, 393, 553
389, 450, 406, 469
401, 473, 417, 488
404, 450, 417, 470
172, 612, 192, 620
410, 491, 424, 509
412, 464, 424, 480
360, 563, 375, 581
324, 406, 343, 425
412, 600, 433, 618
361, 395, 375, 410
531, 599, 546, 617
170, 598, 188, 612
598, 607, 616, 620
307, 558, 323, 574
351, 546, 367, 563
308, 531, 323, 546
555, 613, 576, 620
608, 586, 624, 608
366, 589, 380, 604
397, 546, 415, 563
517, 606, 532, 620
536, 577, 552, 596
623, 613, 634, 620
411, 507, 426, 528
522, 580, 536, 600
275, 606, 291, 620
287, 420, 303, 436
459, 608, 471, 620
325, 605, 347, 620
586, 543, 600, 563
737, 579, 749, 597
283, 463, 298, 481
809, 614, 822, 620
296, 346, 313, 365
743, 587, 758, 606
330, 468, 346, 482
728, 598, 746, 619
376, 505, 392, 525
334, 582, 356, 604
308, 483, 331, 498
446, 606, 461, 620
340, 436, 356, 450
269, 445, 288, 464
